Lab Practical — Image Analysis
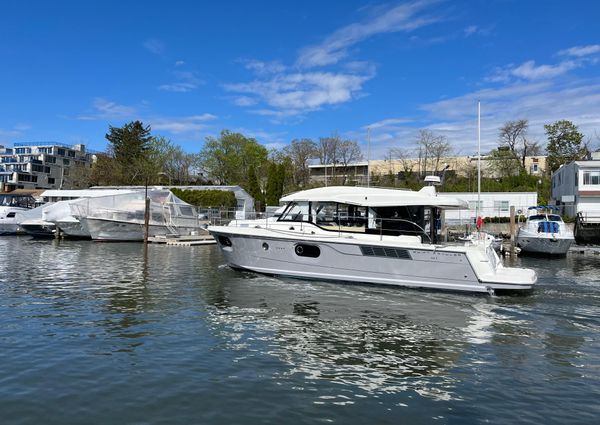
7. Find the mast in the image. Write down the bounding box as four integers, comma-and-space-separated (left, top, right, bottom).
477, 101, 481, 226
367, 126, 371, 188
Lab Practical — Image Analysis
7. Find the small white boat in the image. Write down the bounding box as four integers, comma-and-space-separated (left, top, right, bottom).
0, 194, 37, 235
209, 183, 537, 294
517, 206, 574, 255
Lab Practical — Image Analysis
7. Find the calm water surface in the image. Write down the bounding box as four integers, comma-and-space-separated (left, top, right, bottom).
0, 237, 599, 424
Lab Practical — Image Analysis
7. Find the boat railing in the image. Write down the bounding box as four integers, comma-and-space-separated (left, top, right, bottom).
374, 217, 432, 243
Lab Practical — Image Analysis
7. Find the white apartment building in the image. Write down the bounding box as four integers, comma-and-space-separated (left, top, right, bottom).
551, 152, 600, 219
0, 142, 95, 191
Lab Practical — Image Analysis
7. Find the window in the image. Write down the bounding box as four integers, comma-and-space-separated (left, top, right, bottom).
493, 200, 509, 212
45, 156, 56, 164
57, 148, 65, 156
68, 150, 75, 157
48, 177, 55, 184
279, 202, 310, 222
468, 200, 483, 210
583, 170, 600, 185
63, 159, 70, 166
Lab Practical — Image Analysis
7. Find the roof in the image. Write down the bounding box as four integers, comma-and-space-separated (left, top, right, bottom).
280, 186, 468, 209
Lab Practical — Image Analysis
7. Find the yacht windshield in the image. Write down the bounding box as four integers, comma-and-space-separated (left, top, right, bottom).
279, 202, 310, 222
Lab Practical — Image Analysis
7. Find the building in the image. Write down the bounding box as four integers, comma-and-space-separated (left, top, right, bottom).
308, 155, 547, 184
440, 191, 538, 225
551, 152, 600, 219
0, 142, 95, 192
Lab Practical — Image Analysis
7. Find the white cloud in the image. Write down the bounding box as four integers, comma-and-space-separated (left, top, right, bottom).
175, 60, 185, 66
232, 127, 287, 144
242, 59, 287, 75
558, 44, 600, 57
143, 38, 166, 55
233, 96, 258, 107
158, 70, 203, 93
488, 59, 580, 82
77, 98, 137, 120
363, 117, 414, 130
420, 79, 600, 153
463, 25, 478, 37
224, 70, 375, 117
296, 0, 440, 68
151, 114, 218, 134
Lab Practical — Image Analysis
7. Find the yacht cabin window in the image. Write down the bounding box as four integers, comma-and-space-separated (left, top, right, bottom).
277, 200, 436, 241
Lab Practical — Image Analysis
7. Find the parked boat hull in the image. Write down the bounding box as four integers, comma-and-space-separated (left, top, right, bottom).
517, 232, 573, 255
210, 229, 536, 293
84, 217, 198, 241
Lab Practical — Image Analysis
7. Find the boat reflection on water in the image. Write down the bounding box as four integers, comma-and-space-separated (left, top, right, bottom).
204, 273, 497, 402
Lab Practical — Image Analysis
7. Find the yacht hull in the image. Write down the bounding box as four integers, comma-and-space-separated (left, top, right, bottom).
56, 220, 91, 239
210, 230, 536, 293
517, 232, 573, 255
84, 217, 198, 241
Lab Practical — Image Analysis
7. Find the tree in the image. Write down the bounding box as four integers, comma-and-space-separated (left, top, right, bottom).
63, 161, 92, 189
545, 120, 587, 172
104, 121, 154, 184
337, 139, 362, 184
487, 148, 522, 179
415, 129, 452, 177
284, 138, 318, 187
317, 135, 341, 180
498, 119, 540, 169
246, 165, 264, 211
200, 130, 268, 186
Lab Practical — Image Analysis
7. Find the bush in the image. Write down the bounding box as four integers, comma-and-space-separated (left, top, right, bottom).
171, 188, 237, 208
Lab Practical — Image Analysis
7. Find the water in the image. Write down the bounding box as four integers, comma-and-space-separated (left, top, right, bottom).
1, 237, 599, 425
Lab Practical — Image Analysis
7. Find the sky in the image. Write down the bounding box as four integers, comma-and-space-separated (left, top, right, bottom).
1, 0, 599, 159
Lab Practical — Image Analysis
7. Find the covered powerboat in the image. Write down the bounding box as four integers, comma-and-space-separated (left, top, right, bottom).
70, 190, 204, 241
208, 184, 537, 294
517, 206, 574, 255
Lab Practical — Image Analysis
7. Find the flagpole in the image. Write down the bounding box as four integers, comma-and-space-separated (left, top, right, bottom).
477, 101, 481, 230
367, 127, 371, 188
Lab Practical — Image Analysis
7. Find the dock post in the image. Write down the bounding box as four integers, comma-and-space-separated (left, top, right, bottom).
144, 196, 150, 244
509, 205, 516, 255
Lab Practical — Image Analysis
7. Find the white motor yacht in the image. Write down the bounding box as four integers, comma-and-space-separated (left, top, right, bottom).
0, 193, 37, 235
208, 184, 537, 294
516, 206, 574, 255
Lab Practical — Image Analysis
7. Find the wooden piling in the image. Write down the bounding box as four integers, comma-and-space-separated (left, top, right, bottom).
509, 205, 516, 255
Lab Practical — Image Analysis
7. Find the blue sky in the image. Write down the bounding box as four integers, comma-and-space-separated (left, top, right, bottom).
1, 0, 599, 159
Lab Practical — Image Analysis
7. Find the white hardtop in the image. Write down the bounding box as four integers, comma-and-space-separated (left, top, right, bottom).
280, 186, 468, 209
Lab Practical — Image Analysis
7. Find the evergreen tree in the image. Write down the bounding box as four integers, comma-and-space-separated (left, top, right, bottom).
246, 165, 264, 211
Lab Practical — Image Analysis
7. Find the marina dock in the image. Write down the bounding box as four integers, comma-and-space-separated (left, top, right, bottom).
148, 234, 216, 246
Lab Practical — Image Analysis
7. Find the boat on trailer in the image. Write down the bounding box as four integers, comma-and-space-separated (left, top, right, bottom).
208, 183, 537, 294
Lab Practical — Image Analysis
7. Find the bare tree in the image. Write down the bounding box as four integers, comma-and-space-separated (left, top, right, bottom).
336, 139, 362, 184
318, 135, 341, 179
389, 147, 416, 176
284, 138, 318, 187
415, 129, 452, 177
499, 119, 531, 168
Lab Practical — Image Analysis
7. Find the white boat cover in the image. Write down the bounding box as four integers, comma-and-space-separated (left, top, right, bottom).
69, 189, 200, 229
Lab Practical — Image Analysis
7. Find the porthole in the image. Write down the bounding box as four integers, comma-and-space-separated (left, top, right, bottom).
262, 242, 269, 250
218, 235, 232, 247
294, 244, 320, 258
